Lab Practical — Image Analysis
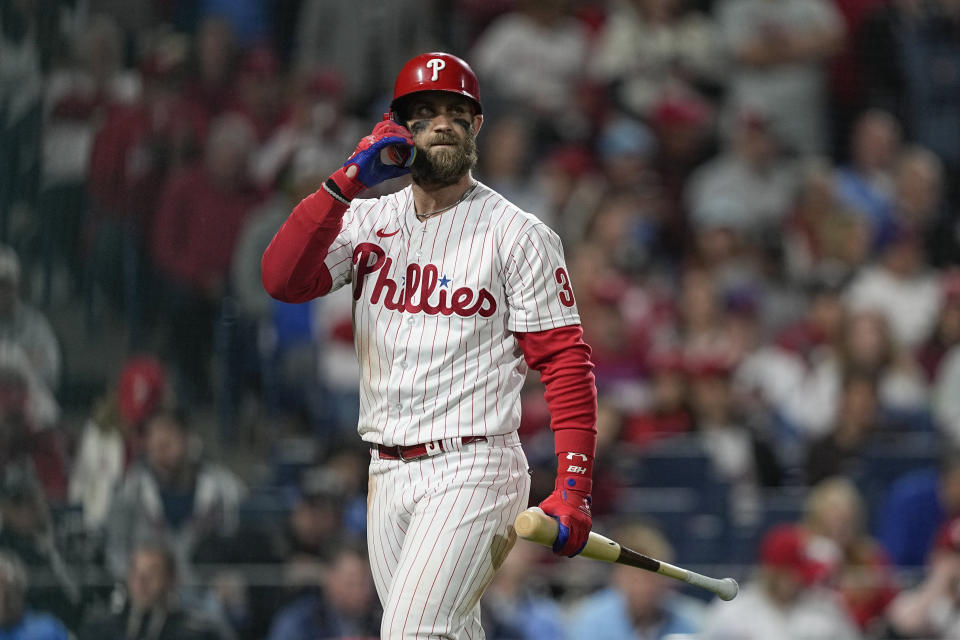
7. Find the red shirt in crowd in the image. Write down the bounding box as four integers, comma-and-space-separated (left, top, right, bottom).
151, 165, 264, 291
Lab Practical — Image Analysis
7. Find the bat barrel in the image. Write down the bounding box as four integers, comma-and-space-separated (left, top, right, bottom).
513, 507, 739, 601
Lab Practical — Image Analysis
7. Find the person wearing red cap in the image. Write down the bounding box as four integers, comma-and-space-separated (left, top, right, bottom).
262, 52, 598, 639
702, 523, 860, 639
69, 356, 169, 530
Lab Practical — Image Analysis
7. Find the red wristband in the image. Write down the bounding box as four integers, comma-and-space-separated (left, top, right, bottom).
556, 451, 593, 495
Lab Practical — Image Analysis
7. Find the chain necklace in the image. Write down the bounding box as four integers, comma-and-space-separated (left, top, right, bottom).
415, 182, 478, 221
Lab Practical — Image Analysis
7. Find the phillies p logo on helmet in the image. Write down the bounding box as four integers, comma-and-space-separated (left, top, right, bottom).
426, 58, 446, 81
390, 52, 483, 117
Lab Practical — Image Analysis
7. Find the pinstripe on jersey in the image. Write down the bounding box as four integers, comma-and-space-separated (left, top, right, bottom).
323, 181, 581, 447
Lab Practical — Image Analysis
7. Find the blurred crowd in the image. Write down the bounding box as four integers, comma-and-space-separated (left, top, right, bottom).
2, 0, 960, 638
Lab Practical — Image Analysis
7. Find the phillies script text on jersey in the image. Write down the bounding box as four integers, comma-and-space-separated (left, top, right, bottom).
352, 242, 497, 317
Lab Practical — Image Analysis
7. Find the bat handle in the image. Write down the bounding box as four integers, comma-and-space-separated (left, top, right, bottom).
514, 507, 623, 563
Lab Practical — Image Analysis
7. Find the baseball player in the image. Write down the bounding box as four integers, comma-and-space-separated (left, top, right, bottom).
262, 52, 597, 639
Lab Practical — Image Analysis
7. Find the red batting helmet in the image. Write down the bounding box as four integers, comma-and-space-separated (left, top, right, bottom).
390, 52, 482, 117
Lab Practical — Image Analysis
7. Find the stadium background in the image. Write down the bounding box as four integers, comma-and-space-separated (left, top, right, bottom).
1, 0, 960, 637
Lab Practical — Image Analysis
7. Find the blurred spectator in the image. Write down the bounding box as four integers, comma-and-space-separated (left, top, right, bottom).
834, 110, 901, 249
237, 144, 366, 436
588, 0, 722, 120
935, 344, 960, 446
892, 145, 955, 268
86, 0, 158, 48
776, 276, 847, 365
568, 243, 649, 393
647, 91, 715, 255
917, 269, 960, 381
481, 541, 564, 640
0, 465, 80, 628
618, 349, 692, 449
475, 115, 544, 219
274, 467, 347, 594
38, 14, 139, 300
717, 0, 844, 155
702, 524, 860, 639
671, 266, 727, 354
0, 345, 65, 500
856, 0, 913, 126
886, 515, 960, 638
85, 32, 199, 345
151, 113, 263, 406
596, 117, 657, 193
732, 278, 844, 465
686, 350, 783, 501
0, 552, 70, 640
689, 214, 768, 303
803, 477, 898, 633
787, 309, 927, 438
528, 145, 606, 247
69, 355, 169, 531
177, 16, 238, 139
877, 452, 960, 566
686, 108, 800, 238
893, 145, 942, 230
294, 0, 438, 110
265, 541, 380, 640
249, 68, 364, 191
225, 46, 286, 142
804, 372, 882, 485
104, 410, 246, 581
0, 245, 60, 390
567, 521, 702, 639
894, 0, 960, 177
201, 0, 269, 47
471, 0, 590, 141
0, 0, 44, 244
79, 543, 227, 640
783, 161, 872, 285
845, 224, 941, 350
584, 185, 663, 282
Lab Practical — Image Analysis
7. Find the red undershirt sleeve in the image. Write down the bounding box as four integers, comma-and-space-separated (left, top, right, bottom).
515, 324, 598, 455
261, 170, 364, 303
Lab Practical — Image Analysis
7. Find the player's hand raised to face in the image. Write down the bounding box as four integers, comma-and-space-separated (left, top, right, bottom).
343, 119, 416, 187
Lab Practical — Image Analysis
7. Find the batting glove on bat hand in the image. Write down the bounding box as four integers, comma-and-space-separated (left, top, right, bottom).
538, 451, 593, 557
342, 119, 416, 187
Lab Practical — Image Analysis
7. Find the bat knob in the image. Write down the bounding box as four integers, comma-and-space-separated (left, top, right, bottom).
717, 577, 739, 601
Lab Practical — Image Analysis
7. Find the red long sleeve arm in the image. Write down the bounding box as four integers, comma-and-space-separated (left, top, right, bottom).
515, 325, 598, 456
261, 169, 365, 302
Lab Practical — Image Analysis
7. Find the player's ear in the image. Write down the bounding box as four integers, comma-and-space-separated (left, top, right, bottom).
472, 113, 483, 135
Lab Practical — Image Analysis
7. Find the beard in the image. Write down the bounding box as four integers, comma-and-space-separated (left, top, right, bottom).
410, 126, 478, 188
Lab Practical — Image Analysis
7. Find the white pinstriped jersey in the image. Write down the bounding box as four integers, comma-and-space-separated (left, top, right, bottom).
322, 181, 581, 447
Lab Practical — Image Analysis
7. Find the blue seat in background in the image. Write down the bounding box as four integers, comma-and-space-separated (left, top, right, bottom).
238, 485, 292, 527
616, 486, 727, 564
855, 435, 940, 512
620, 435, 718, 489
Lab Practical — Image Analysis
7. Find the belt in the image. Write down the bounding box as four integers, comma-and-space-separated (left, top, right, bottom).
373, 436, 487, 461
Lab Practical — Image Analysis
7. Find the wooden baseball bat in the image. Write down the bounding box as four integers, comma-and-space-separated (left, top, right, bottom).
514, 507, 739, 601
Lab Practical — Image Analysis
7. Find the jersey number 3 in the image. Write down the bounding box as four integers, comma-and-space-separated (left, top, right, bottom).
554, 268, 575, 308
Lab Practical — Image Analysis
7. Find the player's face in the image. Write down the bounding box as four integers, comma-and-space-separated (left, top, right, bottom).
405, 92, 483, 187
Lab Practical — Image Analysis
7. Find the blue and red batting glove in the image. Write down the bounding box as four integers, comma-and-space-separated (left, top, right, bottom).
342, 118, 416, 187
538, 451, 593, 557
